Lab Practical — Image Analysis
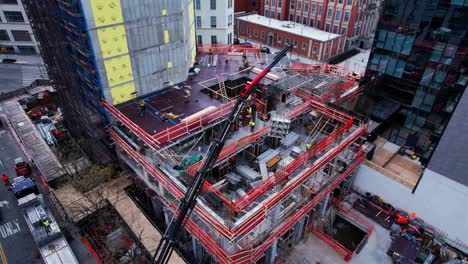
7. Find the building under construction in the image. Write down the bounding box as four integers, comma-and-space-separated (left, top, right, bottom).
102, 46, 367, 263
23, 0, 197, 163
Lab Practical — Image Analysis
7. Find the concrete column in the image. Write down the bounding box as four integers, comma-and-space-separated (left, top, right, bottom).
321, 193, 331, 216
265, 204, 281, 263
192, 237, 203, 263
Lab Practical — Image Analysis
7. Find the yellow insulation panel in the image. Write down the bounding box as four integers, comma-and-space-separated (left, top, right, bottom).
90, 0, 124, 27
104, 55, 134, 87
110, 82, 137, 105
164, 30, 170, 44
167, 61, 173, 69
97, 26, 129, 58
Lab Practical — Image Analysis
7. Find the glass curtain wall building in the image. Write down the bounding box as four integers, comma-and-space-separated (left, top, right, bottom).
356, 0, 468, 164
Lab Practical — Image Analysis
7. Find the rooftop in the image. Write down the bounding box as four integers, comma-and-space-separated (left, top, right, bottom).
237, 14, 342, 42
117, 52, 291, 135
0, 55, 47, 94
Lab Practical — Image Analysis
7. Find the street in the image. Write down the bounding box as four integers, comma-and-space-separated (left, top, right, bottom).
0, 127, 43, 264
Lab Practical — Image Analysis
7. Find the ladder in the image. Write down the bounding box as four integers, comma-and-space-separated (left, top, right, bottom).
217, 75, 228, 103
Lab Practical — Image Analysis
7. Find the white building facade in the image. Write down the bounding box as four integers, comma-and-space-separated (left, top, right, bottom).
194, 0, 235, 45
0, 0, 39, 55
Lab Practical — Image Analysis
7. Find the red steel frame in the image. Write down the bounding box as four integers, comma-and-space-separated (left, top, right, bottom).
112, 127, 365, 264
197, 44, 261, 54
103, 65, 367, 263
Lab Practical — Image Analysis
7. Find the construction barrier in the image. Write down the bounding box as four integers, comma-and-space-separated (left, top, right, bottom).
197, 44, 261, 54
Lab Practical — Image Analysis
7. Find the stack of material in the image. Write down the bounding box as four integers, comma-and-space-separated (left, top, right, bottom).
281, 132, 300, 148
225, 172, 242, 185
257, 149, 280, 164
236, 165, 261, 182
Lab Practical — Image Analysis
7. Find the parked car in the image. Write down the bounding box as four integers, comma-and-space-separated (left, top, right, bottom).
14, 158, 31, 177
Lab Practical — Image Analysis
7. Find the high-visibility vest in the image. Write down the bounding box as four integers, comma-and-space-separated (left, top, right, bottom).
306, 144, 312, 150
249, 121, 256, 127
43, 220, 50, 227
247, 107, 252, 114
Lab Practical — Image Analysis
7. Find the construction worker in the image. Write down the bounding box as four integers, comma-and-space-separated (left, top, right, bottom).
42, 218, 51, 233
2, 174, 10, 187
246, 106, 252, 115
306, 143, 312, 150
137, 100, 146, 116
249, 119, 256, 132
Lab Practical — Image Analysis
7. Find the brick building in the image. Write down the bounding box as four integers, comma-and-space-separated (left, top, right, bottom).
262, 0, 381, 49
234, 0, 263, 13
237, 14, 345, 61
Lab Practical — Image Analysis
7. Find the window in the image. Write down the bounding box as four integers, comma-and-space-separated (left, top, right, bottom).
210, 0, 216, 9
210, 16, 216, 28
325, 23, 330, 31
290, 0, 295, 9
195, 0, 201, 10
272, 0, 275, 6
302, 17, 307, 24
277, 13, 281, 19
278, 0, 282, 7
296, 16, 300, 23
0, 30, 9, 41
278, 36, 282, 43
330, 0, 334, 2
339, 0, 343, 3
228, 0, 233, 8
325, 46, 330, 54
240, 24, 244, 33
293, 40, 298, 48
4, 11, 24, 22
311, 4, 316, 14
228, 14, 233, 26
341, 27, 347, 35
289, 14, 294, 21
196, 16, 202, 28
333, 25, 338, 33
297, 1, 302, 10
0, 46, 14, 54
313, 46, 318, 54
211, 35, 217, 44
247, 27, 251, 35
261, 32, 265, 39
228, 33, 232, 44
335, 10, 341, 20
265, 10, 269, 17
11, 30, 31, 41
316, 20, 321, 28
344, 12, 350, 22
254, 29, 258, 36
285, 38, 290, 45
271, 11, 275, 17
327, 8, 332, 19
347, 0, 352, 4
309, 19, 314, 27
302, 42, 307, 50
0, 0, 17, 4
197, 35, 202, 44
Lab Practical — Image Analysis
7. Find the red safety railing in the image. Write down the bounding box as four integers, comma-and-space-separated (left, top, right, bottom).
197, 44, 261, 54
232, 117, 356, 212
312, 226, 353, 257
102, 100, 157, 148
111, 124, 367, 263
153, 100, 236, 145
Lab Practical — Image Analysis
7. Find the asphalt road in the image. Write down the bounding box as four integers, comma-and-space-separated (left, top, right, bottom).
0, 127, 43, 264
